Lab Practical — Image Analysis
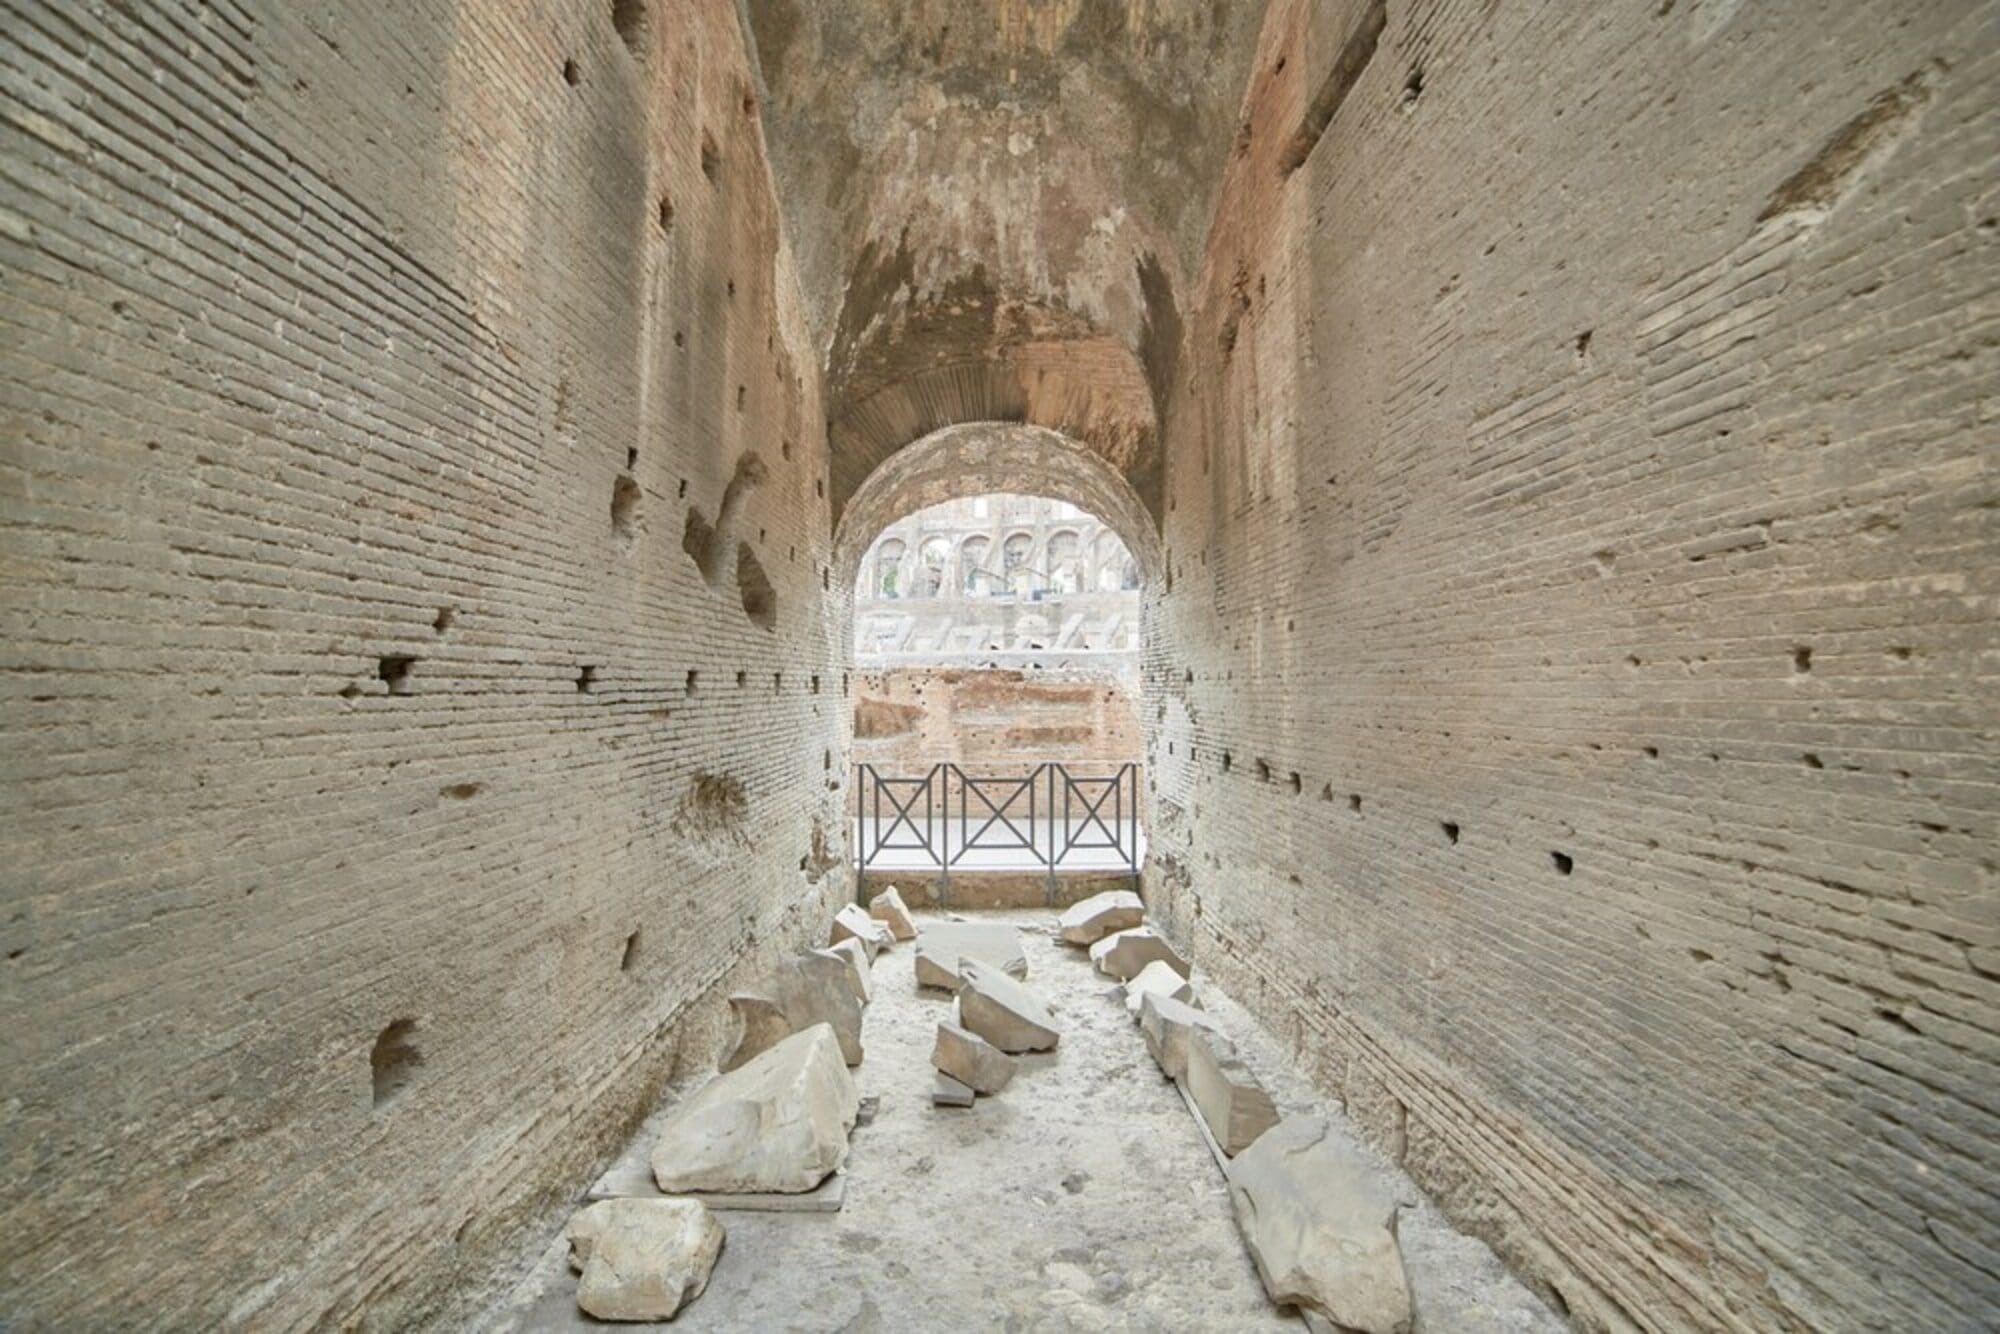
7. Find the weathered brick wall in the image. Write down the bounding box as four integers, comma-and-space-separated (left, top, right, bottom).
853, 666, 1141, 791
0, 2, 845, 1327
1146, 1, 1998, 1329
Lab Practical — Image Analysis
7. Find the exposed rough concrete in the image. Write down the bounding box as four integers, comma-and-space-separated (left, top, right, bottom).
490, 914, 1563, 1332
1145, 1, 2000, 1328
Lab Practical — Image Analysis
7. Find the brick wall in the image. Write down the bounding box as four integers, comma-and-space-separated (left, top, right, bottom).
853, 666, 1141, 792
0, 2, 846, 1326
1146, 1, 1998, 1329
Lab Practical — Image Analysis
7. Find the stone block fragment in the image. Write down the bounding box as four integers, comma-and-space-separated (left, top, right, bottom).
564, 1197, 725, 1322
1089, 926, 1190, 982
830, 903, 890, 959
868, 885, 917, 940
720, 951, 863, 1071
932, 1072, 975, 1107
913, 921, 1028, 991
816, 937, 872, 1004
1185, 1030, 1278, 1156
932, 1021, 1016, 1094
956, 958, 1060, 1053
1138, 991, 1223, 1081
1123, 958, 1196, 1016
1225, 1116, 1413, 1334
1057, 889, 1145, 945
653, 1024, 858, 1194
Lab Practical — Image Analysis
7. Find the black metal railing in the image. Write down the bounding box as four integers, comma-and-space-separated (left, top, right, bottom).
853, 763, 1142, 892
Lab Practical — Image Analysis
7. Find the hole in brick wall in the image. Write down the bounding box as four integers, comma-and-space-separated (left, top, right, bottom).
370, 1019, 422, 1110
1689, 948, 1714, 964
1289, 772, 1302, 795
1801, 752, 1824, 769
657, 195, 674, 233
1350, 793, 1363, 813
1221, 753, 1233, 772
810, 674, 821, 694
433, 607, 454, 634
620, 928, 641, 973
737, 543, 777, 631
726, 278, 736, 298
611, 474, 642, 539
440, 782, 483, 800
626, 446, 639, 470
686, 670, 699, 692
815, 477, 825, 499
378, 656, 416, 695
674, 330, 685, 348
701, 130, 720, 181
562, 57, 581, 86
1888, 645, 1912, 661
1441, 821, 1460, 844
737, 385, 747, 412
1551, 851, 1574, 875
1574, 330, 1593, 360
1877, 1007, 1920, 1036
735, 670, 747, 688
612, 0, 648, 56
577, 665, 597, 693
781, 440, 793, 461
821, 568, 830, 591
1402, 66, 1424, 107
1643, 746, 1660, 759
1256, 759, 1271, 782
1625, 655, 1641, 669
773, 672, 783, 691
1792, 646, 1813, 674
823, 750, 831, 771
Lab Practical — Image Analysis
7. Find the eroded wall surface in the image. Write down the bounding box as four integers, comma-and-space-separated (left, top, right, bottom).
0, 2, 845, 1326
853, 667, 1140, 788
1147, 0, 1998, 1328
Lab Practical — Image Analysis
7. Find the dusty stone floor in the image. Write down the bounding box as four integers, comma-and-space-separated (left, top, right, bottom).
489, 911, 1564, 1332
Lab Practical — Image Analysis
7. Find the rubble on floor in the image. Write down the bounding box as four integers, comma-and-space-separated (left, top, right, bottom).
651, 1023, 859, 1194
816, 938, 873, 1004
1226, 1116, 1414, 1334
830, 903, 891, 959
931, 1071, 975, 1107
1186, 1030, 1280, 1157
867, 885, 917, 940
956, 958, 1060, 1053
720, 951, 863, 1070
1123, 957, 1196, 1015
913, 920, 1029, 990
931, 1021, 1016, 1094
563, 1198, 724, 1323
1137, 991, 1222, 1081
1089, 924, 1190, 982
1057, 888, 1145, 944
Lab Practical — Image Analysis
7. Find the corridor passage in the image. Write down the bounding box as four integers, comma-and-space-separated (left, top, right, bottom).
492, 912, 1563, 1332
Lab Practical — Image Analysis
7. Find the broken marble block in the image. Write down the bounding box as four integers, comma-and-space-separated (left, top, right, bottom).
720, 951, 863, 1071
1186, 1030, 1279, 1156
868, 885, 917, 941
653, 1023, 859, 1194
1138, 991, 1223, 1081
1057, 889, 1145, 945
1226, 1116, 1413, 1334
913, 921, 1028, 991
1089, 925, 1191, 982
1124, 958, 1197, 1016
816, 938, 872, 1004
565, 1197, 724, 1323
932, 1072, 975, 1107
830, 903, 891, 959
932, 1021, 1016, 1094
956, 958, 1060, 1053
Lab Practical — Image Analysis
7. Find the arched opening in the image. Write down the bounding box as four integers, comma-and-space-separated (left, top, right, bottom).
837, 423, 1158, 910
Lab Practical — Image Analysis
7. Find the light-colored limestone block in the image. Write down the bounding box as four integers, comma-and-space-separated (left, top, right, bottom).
1089, 926, 1190, 982
652, 1024, 859, 1194
932, 1072, 975, 1108
1185, 1030, 1278, 1156
564, 1198, 725, 1322
720, 952, 863, 1071
956, 958, 1060, 1053
817, 938, 873, 1004
932, 1021, 1016, 1094
830, 903, 891, 960
1226, 1116, 1413, 1334
913, 921, 1029, 990
1123, 958, 1196, 1016
1138, 991, 1223, 1081
1058, 889, 1145, 945
868, 885, 918, 940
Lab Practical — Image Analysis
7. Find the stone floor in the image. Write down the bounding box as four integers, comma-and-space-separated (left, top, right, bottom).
489, 910, 1565, 1332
